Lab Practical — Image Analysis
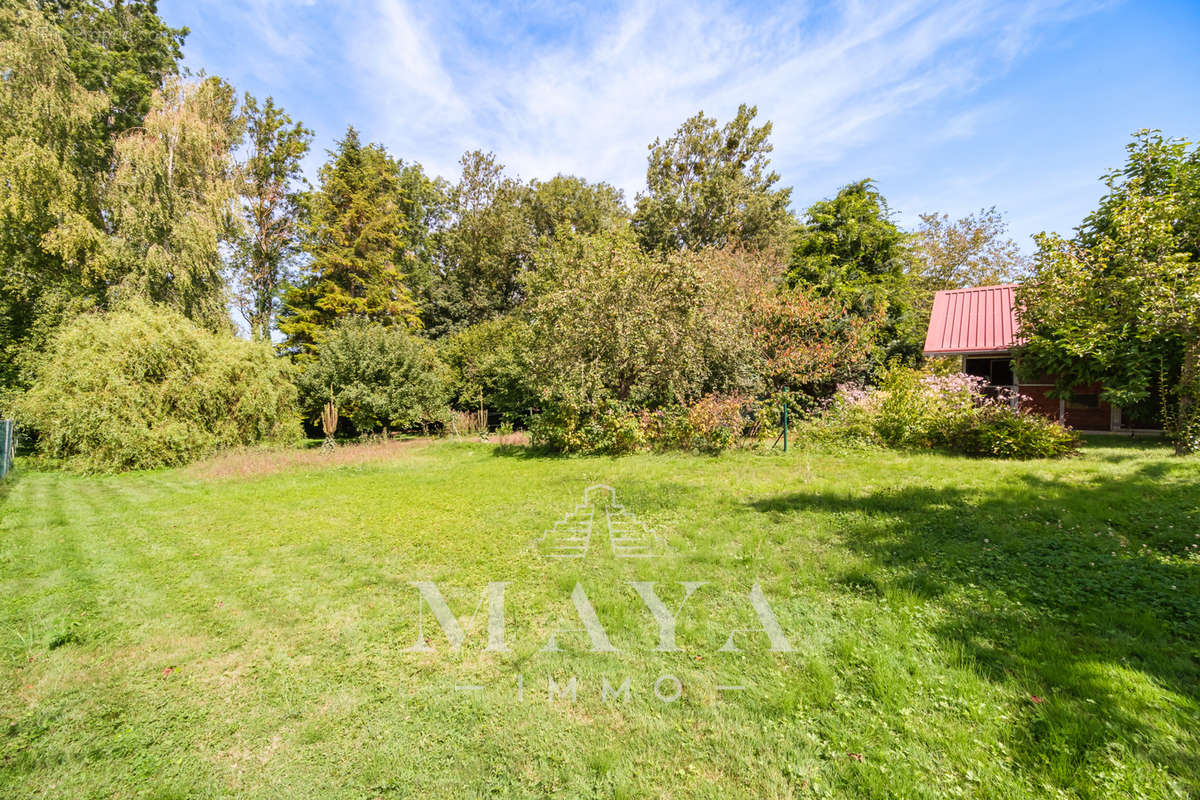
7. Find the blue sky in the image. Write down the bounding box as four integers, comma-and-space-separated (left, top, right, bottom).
162, 0, 1200, 249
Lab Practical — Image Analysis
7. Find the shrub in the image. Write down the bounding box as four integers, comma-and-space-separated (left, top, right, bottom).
297, 317, 448, 435
522, 230, 764, 410
873, 369, 979, 448
440, 316, 537, 422
750, 281, 881, 403
813, 366, 1079, 459
16, 301, 301, 471
640, 395, 749, 453
954, 405, 1082, 459
529, 397, 644, 455
530, 394, 748, 455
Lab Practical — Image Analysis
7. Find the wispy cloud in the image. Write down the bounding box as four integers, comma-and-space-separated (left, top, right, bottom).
173, 0, 1190, 245
339, 0, 1100, 197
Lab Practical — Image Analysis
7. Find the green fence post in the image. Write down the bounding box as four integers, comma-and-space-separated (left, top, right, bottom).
782, 398, 788, 452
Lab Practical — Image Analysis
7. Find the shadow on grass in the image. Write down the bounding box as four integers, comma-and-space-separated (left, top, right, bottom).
489, 443, 567, 460
750, 462, 1200, 785
1077, 434, 1174, 463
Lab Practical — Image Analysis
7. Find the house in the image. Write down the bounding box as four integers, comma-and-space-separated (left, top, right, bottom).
922, 283, 1158, 432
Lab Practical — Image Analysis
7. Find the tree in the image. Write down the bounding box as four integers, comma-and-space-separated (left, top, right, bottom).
37, 0, 187, 228
524, 175, 628, 239
426, 150, 532, 335
912, 207, 1029, 291
1, 2, 194, 388
0, 3, 109, 388
1081, 130, 1200, 258
522, 229, 763, 409
633, 104, 793, 253
790, 179, 910, 291
233, 94, 312, 341
393, 160, 447, 332
295, 317, 448, 435
279, 127, 420, 357
40, 0, 187, 163
103, 74, 242, 331
789, 179, 919, 364
1018, 130, 1200, 453
440, 315, 537, 422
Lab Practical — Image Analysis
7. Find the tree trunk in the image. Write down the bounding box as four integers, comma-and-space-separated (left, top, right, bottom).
1178, 336, 1199, 455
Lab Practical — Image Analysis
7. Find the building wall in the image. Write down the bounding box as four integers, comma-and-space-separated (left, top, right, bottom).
1019, 381, 1114, 431
1063, 382, 1111, 430
1019, 385, 1060, 420
955, 355, 1117, 432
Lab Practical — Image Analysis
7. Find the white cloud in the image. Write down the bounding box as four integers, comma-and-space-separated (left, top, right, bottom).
336, 0, 1100, 201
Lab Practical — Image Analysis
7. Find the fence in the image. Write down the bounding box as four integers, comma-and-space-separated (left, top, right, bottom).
0, 420, 14, 480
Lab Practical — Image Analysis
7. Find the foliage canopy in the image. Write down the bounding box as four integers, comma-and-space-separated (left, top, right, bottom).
15, 300, 300, 471
633, 104, 793, 254
295, 316, 448, 435
1018, 130, 1200, 452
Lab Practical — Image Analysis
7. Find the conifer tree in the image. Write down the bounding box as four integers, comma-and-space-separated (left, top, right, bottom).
279, 127, 419, 358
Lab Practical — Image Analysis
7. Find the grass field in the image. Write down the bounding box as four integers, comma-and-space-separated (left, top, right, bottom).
1, 438, 1198, 798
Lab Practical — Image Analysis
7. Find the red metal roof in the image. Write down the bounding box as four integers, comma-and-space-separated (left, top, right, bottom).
923, 284, 1019, 355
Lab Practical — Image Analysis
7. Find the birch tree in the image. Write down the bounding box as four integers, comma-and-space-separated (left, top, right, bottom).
233, 94, 312, 341
104, 74, 242, 331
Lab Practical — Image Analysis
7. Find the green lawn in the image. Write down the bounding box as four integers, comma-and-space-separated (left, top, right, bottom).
1, 438, 1197, 798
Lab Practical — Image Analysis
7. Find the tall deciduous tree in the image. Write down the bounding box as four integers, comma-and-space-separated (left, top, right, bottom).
524, 175, 628, 239
233, 94, 312, 341
0, 3, 109, 387
104, 74, 242, 331
429, 151, 532, 334
913, 207, 1029, 291
40, 0, 186, 179
633, 104, 793, 254
1019, 130, 1200, 453
789, 179, 919, 364
37, 0, 188, 289
279, 127, 419, 357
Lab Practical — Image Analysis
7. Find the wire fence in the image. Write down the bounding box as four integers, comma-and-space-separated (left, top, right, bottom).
0, 420, 14, 480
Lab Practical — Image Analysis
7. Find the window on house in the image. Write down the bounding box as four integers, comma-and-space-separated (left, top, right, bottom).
964, 357, 1014, 386
989, 359, 1014, 387
1067, 394, 1100, 409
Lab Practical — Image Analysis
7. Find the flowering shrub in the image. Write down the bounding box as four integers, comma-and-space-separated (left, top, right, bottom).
814, 367, 1079, 459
